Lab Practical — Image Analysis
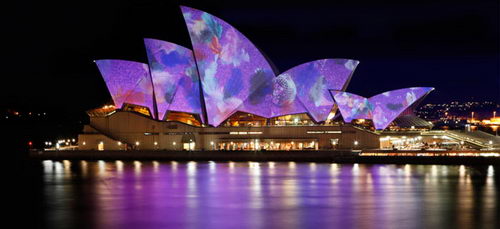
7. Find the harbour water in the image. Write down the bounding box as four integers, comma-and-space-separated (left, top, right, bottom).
27, 161, 499, 228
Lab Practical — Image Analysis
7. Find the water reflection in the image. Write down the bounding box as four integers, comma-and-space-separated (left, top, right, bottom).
37, 161, 499, 229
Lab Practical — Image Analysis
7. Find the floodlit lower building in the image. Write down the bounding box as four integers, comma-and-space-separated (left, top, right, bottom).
78, 6, 434, 151
79, 111, 380, 151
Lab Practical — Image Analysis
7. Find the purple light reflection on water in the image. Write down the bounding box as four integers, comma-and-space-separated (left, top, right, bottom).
38, 161, 499, 229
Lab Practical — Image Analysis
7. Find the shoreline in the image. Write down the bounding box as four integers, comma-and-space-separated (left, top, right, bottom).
30, 150, 500, 165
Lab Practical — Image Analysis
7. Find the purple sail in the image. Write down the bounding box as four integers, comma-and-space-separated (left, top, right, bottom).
368, 87, 434, 130
237, 77, 273, 118
237, 73, 307, 118
287, 59, 358, 121
330, 91, 373, 122
238, 59, 358, 119
95, 59, 155, 118
331, 87, 434, 130
144, 38, 203, 121
270, 73, 307, 117
181, 6, 275, 126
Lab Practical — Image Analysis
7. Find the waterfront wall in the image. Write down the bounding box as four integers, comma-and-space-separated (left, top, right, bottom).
30, 150, 500, 165
31, 150, 356, 161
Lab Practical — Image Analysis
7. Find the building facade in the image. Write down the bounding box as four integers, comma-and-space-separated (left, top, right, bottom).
79, 111, 380, 151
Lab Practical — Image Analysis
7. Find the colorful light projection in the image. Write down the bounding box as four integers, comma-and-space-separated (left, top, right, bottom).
95, 6, 432, 128
181, 6, 275, 126
331, 87, 434, 130
181, 6, 358, 125
95, 60, 155, 118
237, 59, 358, 119
285, 59, 358, 121
329, 91, 372, 122
144, 38, 203, 121
369, 87, 434, 130
237, 72, 308, 118
237, 76, 273, 118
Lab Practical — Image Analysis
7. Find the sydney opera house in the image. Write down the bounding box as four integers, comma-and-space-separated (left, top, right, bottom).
78, 6, 433, 151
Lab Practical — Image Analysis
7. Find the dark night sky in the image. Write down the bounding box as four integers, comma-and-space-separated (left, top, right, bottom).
2, 0, 499, 112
